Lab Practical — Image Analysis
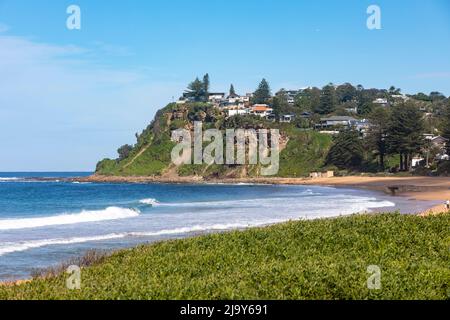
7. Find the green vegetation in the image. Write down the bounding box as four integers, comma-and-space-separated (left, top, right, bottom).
326, 130, 364, 169
386, 103, 425, 171
316, 83, 337, 115
95, 77, 449, 178
252, 78, 272, 104
278, 129, 332, 177
1, 213, 448, 300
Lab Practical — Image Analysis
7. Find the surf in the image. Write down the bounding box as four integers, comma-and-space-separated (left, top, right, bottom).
0, 207, 140, 231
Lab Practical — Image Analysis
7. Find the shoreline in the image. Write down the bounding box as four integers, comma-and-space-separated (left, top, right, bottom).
2, 174, 448, 286
76, 174, 450, 214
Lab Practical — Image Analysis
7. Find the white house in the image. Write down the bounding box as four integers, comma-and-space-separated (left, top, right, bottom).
228, 109, 249, 117
373, 98, 389, 107
208, 93, 225, 102
250, 104, 273, 117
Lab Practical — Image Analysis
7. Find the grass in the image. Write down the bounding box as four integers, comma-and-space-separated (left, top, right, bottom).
278, 130, 332, 177
1, 213, 449, 300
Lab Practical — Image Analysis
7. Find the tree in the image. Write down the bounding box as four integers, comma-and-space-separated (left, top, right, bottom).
295, 87, 320, 112
389, 86, 401, 95
203, 73, 210, 96
430, 91, 445, 102
366, 107, 390, 169
386, 103, 425, 171
442, 103, 450, 155
358, 102, 375, 115
185, 77, 206, 102
326, 130, 364, 169
315, 84, 337, 114
117, 144, 133, 161
272, 89, 289, 117
336, 83, 357, 103
229, 84, 236, 97
253, 79, 272, 104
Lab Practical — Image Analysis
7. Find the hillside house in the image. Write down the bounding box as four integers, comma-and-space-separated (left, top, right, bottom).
315, 116, 357, 130
373, 98, 389, 107
250, 104, 273, 117
209, 93, 225, 101
280, 114, 295, 123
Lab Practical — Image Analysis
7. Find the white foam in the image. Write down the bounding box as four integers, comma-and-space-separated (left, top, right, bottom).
0, 177, 21, 181
0, 234, 126, 256
139, 198, 160, 206
0, 207, 140, 231
0, 219, 286, 256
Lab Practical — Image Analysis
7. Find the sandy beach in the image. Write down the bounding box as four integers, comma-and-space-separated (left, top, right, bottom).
78, 174, 450, 215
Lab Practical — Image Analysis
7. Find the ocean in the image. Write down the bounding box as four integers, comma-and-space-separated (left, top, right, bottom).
0, 172, 435, 281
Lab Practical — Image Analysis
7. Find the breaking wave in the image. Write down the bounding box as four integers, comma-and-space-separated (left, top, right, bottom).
0, 219, 285, 256
0, 207, 140, 231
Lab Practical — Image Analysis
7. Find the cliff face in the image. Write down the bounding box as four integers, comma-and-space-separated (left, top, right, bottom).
95, 102, 332, 178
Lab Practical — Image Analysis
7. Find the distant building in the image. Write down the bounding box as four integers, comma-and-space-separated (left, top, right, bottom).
424, 134, 448, 150
280, 114, 295, 123
228, 109, 249, 117
353, 119, 371, 135
266, 114, 277, 122
373, 98, 389, 107
300, 112, 312, 119
411, 157, 425, 168
315, 116, 357, 129
345, 106, 358, 114
208, 93, 225, 104
250, 104, 273, 117
276, 89, 301, 105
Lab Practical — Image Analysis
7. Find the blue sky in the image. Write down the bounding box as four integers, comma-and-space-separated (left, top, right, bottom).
0, 0, 449, 171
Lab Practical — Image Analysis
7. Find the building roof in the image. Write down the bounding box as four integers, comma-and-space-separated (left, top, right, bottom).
252, 104, 272, 111
320, 116, 357, 122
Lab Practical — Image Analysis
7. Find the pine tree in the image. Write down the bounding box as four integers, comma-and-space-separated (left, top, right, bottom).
366, 107, 390, 169
229, 84, 236, 97
326, 130, 364, 169
316, 84, 337, 114
442, 102, 450, 155
203, 73, 210, 99
386, 103, 425, 171
253, 79, 272, 104
186, 77, 206, 102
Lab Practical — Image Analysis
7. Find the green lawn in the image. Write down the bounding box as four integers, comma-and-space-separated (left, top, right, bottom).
1, 214, 449, 300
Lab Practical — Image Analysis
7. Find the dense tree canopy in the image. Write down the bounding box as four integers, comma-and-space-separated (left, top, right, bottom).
366, 107, 390, 169
117, 144, 133, 161
315, 84, 337, 114
185, 74, 210, 102
386, 103, 425, 171
442, 103, 450, 155
229, 84, 236, 97
326, 130, 364, 169
253, 79, 272, 104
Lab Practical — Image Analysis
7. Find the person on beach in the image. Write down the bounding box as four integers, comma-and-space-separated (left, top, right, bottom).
446, 200, 450, 211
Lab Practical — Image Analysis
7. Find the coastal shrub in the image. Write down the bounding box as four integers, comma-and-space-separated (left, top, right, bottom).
1, 214, 449, 300
278, 130, 332, 177
31, 250, 109, 279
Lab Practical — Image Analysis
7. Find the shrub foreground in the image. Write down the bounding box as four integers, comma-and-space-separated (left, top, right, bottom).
1, 213, 449, 300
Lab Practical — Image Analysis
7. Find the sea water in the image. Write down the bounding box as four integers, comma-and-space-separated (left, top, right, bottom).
0, 172, 435, 281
